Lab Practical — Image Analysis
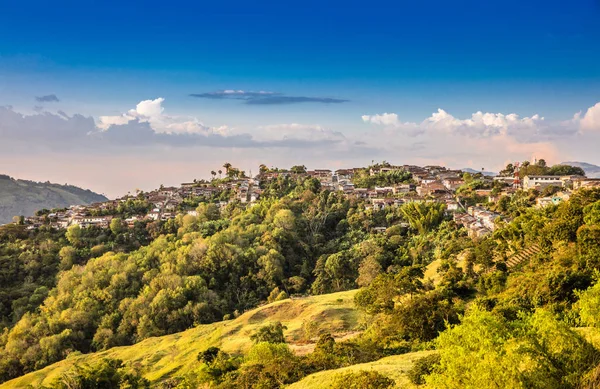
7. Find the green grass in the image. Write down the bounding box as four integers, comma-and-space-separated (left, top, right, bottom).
287, 350, 436, 389
1, 289, 360, 388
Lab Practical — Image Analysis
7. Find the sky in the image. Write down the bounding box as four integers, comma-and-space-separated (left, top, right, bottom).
1, 0, 600, 198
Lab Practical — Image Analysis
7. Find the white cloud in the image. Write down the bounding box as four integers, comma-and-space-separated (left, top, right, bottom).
363, 108, 547, 139
362, 113, 401, 126
580, 102, 600, 132
134, 97, 164, 118
98, 97, 221, 135
423, 109, 545, 138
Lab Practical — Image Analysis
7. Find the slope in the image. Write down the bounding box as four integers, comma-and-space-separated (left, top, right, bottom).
0, 289, 360, 388
287, 351, 436, 389
0, 174, 107, 224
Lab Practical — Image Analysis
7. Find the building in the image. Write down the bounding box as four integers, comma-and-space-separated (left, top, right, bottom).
442, 177, 464, 191
522, 176, 563, 191
536, 192, 571, 208
334, 169, 356, 180
573, 177, 600, 190
416, 181, 447, 196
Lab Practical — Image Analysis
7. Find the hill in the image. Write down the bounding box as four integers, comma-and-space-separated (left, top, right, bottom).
0, 289, 360, 388
288, 351, 435, 389
0, 174, 107, 224
561, 161, 600, 178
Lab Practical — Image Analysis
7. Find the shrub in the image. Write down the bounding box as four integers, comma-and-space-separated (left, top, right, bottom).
250, 322, 287, 344
331, 370, 395, 389
408, 353, 441, 385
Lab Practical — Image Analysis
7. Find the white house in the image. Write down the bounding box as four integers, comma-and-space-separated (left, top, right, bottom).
522, 176, 563, 191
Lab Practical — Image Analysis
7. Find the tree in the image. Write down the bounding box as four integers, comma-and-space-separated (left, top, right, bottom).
50, 358, 149, 389
401, 202, 446, 235
408, 353, 441, 385
258, 250, 284, 288
110, 218, 125, 235
427, 308, 599, 389
223, 162, 232, 177
577, 278, 600, 328
290, 165, 307, 174
356, 256, 382, 287
196, 203, 220, 222
59, 246, 77, 270
250, 322, 287, 344
198, 346, 221, 364
65, 224, 82, 247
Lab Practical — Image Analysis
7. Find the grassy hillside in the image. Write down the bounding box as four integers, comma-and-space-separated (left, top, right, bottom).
1, 289, 360, 388
288, 351, 436, 389
0, 174, 107, 224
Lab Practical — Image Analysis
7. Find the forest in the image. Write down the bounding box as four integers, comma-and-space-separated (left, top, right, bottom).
1, 170, 600, 388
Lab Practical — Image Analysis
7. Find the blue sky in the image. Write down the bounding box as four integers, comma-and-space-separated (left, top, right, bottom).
1, 0, 600, 196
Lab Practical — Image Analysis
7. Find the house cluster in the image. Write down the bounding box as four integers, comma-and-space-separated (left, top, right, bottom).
19, 162, 598, 232
22, 177, 263, 230
23, 206, 114, 230
453, 206, 502, 239
361, 165, 465, 210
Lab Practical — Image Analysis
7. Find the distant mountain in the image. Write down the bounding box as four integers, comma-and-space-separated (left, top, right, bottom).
0, 174, 108, 224
461, 168, 496, 177
560, 162, 600, 178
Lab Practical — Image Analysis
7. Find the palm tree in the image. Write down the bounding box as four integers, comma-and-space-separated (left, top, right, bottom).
211, 171, 216, 180
218, 170, 222, 179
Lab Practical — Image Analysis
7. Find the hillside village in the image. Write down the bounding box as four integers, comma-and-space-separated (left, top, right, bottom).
17, 162, 600, 239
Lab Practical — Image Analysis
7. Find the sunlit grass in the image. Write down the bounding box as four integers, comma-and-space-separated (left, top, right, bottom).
287, 350, 436, 389
1, 289, 359, 388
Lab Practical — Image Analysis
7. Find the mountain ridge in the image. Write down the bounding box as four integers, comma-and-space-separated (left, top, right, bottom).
560, 161, 600, 178
0, 174, 108, 224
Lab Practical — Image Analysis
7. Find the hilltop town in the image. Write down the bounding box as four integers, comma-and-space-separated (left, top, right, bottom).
18, 161, 600, 240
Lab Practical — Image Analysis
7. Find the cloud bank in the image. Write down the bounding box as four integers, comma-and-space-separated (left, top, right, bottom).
0, 98, 352, 152
361, 103, 600, 170
2, 97, 600, 198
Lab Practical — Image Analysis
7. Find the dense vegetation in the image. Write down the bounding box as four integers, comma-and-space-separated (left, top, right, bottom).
2, 168, 600, 388
499, 159, 586, 177
352, 169, 413, 188
0, 174, 107, 224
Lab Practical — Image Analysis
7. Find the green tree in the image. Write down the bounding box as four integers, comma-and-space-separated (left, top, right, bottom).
250, 322, 287, 344
427, 308, 599, 389
65, 224, 82, 247
110, 218, 125, 235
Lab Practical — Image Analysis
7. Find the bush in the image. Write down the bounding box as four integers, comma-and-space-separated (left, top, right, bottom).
331, 370, 395, 389
198, 346, 220, 364
250, 322, 287, 344
408, 353, 441, 385
47, 358, 149, 389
